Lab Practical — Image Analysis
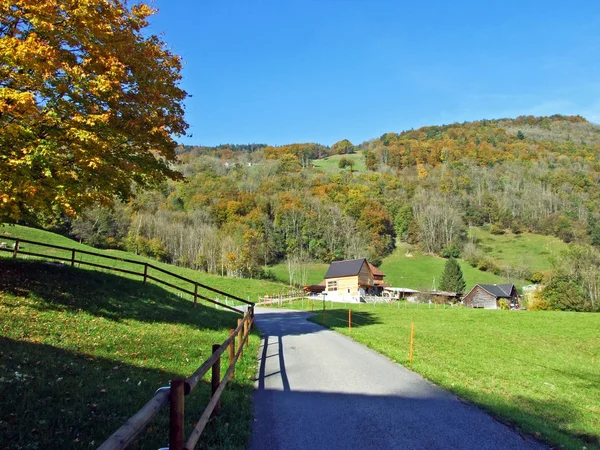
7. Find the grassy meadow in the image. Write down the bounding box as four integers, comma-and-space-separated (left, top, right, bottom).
0, 259, 260, 449
468, 227, 569, 273
280, 300, 600, 449
311, 151, 367, 173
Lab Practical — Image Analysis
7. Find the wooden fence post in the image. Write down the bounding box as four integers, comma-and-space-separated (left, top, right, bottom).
193, 283, 198, 309
143, 263, 148, 284
13, 239, 19, 258
169, 379, 185, 450
211, 344, 221, 417
348, 309, 352, 332
228, 329, 235, 380
71, 248, 76, 267
237, 318, 243, 358
244, 315, 249, 348
409, 322, 415, 364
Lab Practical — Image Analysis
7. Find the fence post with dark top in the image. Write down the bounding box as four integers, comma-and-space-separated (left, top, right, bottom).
143, 263, 148, 283
71, 249, 76, 267
169, 379, 185, 450
211, 344, 221, 417
228, 328, 235, 379
13, 239, 19, 258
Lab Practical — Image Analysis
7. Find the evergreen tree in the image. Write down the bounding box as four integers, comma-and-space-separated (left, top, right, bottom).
439, 258, 466, 295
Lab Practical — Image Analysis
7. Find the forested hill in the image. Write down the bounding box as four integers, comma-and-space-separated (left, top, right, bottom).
31, 114, 600, 311
361, 115, 600, 171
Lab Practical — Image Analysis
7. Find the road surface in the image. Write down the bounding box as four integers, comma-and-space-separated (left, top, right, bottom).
249, 308, 545, 450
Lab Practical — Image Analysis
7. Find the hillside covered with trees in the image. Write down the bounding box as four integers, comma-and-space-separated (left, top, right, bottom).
9, 114, 600, 311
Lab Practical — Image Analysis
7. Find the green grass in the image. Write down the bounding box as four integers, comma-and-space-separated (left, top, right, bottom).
286, 300, 600, 450
0, 259, 260, 449
380, 242, 517, 291
267, 262, 329, 286
0, 224, 286, 304
311, 151, 367, 173
468, 227, 569, 272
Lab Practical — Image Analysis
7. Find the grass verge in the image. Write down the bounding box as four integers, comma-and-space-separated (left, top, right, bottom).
0, 260, 260, 449
284, 299, 600, 450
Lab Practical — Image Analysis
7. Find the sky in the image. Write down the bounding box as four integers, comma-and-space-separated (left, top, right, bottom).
148, 0, 600, 147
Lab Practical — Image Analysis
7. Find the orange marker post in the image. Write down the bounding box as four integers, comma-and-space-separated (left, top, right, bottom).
348, 309, 352, 332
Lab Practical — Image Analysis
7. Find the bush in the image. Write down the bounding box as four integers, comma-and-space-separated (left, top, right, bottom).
489, 223, 506, 235
539, 276, 589, 311
441, 244, 461, 259
498, 299, 510, 310
529, 271, 545, 284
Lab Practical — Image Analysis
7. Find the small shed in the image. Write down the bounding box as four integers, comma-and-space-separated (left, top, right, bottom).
462, 284, 519, 309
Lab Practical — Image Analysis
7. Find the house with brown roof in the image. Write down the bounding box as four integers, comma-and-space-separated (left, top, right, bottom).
321, 258, 383, 302
462, 284, 519, 309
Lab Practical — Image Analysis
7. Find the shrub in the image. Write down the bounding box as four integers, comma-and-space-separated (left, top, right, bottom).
529, 271, 545, 284
498, 299, 510, 310
539, 276, 589, 311
489, 223, 505, 235
441, 244, 461, 259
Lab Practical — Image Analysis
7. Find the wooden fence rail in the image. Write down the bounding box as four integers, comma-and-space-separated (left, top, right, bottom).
0, 236, 253, 313
98, 311, 254, 450
0, 235, 258, 449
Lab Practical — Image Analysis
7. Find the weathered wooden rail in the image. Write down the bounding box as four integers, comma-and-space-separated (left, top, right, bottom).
98, 310, 254, 450
1, 235, 257, 448
0, 236, 252, 313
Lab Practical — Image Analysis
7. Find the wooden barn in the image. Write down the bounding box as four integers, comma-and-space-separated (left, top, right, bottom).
462, 284, 519, 309
323, 258, 378, 302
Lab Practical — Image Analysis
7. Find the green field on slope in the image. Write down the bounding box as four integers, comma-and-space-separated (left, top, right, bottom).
311, 151, 367, 173
293, 301, 600, 450
0, 259, 259, 449
0, 224, 285, 302
468, 227, 569, 272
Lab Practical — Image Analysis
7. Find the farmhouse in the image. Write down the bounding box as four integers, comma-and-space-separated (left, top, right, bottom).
462, 284, 519, 309
323, 258, 381, 302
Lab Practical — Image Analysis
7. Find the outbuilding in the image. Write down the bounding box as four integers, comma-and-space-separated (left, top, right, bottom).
462, 284, 519, 309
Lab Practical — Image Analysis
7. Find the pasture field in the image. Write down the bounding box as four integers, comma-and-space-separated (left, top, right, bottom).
0, 224, 286, 303
468, 227, 569, 272
311, 151, 367, 173
0, 259, 259, 449
282, 300, 599, 450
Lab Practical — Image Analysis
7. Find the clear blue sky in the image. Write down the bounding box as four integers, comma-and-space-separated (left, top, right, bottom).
148, 0, 600, 147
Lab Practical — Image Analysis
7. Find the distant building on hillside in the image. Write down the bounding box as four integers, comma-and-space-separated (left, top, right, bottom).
462, 284, 519, 309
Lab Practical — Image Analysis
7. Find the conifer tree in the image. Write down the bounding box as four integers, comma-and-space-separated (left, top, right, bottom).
439, 257, 466, 295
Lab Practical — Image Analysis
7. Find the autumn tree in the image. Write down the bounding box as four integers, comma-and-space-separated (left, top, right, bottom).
0, 0, 188, 222
331, 139, 355, 155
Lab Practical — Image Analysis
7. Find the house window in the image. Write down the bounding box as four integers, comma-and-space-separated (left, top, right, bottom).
327, 280, 338, 291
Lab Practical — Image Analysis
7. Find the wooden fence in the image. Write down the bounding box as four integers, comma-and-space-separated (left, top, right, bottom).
98, 310, 254, 450
0, 236, 253, 313
1, 235, 257, 448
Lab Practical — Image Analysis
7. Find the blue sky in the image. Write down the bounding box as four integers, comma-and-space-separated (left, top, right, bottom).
148, 0, 600, 146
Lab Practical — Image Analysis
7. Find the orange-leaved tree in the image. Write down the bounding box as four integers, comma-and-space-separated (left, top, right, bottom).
0, 0, 188, 222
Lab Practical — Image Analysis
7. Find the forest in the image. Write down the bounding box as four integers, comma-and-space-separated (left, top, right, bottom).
23, 115, 600, 311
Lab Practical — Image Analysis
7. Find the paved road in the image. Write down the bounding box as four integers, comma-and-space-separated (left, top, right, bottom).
249, 308, 545, 450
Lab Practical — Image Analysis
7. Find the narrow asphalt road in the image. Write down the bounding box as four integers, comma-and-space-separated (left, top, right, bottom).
249, 308, 545, 450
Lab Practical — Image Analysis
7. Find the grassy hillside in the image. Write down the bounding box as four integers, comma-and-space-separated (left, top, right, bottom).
269, 226, 554, 291
468, 227, 568, 273
300, 301, 600, 450
380, 242, 514, 291
0, 224, 286, 302
311, 151, 367, 173
0, 260, 259, 449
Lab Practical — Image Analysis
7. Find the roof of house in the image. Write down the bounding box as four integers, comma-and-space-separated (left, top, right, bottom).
367, 262, 385, 277
324, 258, 368, 279
477, 284, 516, 298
